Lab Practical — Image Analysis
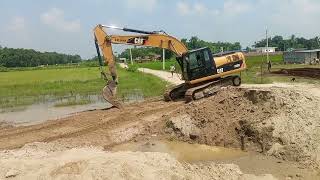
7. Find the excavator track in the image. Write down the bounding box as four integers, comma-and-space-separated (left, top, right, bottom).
184, 76, 238, 102
164, 75, 241, 103
164, 83, 188, 101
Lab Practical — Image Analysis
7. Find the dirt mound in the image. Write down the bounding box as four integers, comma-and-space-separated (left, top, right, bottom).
0, 142, 275, 180
166, 86, 320, 168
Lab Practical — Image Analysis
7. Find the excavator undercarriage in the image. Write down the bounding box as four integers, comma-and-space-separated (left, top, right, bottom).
164, 75, 241, 102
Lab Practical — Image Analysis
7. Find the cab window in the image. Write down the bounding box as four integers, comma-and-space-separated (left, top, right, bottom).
188, 51, 204, 69
204, 50, 210, 63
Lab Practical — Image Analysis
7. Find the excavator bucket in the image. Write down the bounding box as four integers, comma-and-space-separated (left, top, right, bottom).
102, 80, 122, 109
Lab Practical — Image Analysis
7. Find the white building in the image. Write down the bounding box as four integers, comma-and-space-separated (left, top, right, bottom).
254, 47, 277, 53
119, 58, 127, 63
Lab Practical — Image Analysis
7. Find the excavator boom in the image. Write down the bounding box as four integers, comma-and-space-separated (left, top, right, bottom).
93, 24, 188, 108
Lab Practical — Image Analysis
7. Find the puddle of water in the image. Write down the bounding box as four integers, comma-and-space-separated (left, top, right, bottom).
0, 92, 145, 127
121, 89, 144, 103
111, 140, 247, 162
0, 101, 110, 126
0, 94, 111, 126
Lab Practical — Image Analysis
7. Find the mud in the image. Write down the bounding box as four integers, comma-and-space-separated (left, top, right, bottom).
110, 140, 248, 162
0, 142, 277, 180
165, 85, 320, 169
0, 83, 320, 179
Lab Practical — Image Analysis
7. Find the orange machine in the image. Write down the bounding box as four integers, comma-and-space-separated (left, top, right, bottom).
93, 24, 246, 107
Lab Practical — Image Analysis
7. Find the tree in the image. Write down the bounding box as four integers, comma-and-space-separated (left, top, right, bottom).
254, 35, 320, 51
0, 47, 83, 67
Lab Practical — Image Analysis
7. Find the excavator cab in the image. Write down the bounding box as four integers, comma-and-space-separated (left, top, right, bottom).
181, 47, 216, 81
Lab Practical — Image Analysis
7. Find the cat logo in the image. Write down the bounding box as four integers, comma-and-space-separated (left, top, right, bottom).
217, 68, 224, 73
127, 37, 148, 45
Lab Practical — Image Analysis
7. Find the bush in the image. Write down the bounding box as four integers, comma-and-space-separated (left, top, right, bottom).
0, 66, 8, 72
127, 64, 139, 72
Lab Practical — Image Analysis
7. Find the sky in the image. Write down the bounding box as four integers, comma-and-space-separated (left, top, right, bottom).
1, 0, 320, 59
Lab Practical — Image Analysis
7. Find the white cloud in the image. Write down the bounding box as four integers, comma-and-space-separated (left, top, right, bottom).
177, 1, 190, 15
250, 0, 320, 37
7, 16, 26, 32
3, 16, 30, 42
176, 1, 251, 17
40, 8, 80, 32
194, 3, 208, 15
223, 0, 252, 16
177, 2, 212, 16
126, 0, 157, 13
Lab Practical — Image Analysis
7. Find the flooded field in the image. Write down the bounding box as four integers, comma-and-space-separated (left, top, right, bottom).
0, 95, 109, 126
0, 90, 145, 126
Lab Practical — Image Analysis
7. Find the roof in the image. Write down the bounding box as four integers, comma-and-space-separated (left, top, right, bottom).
295, 49, 320, 53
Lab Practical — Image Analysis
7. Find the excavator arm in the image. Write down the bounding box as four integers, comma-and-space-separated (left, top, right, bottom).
93, 24, 188, 108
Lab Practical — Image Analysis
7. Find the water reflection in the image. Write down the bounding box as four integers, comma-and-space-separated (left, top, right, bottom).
0, 91, 145, 126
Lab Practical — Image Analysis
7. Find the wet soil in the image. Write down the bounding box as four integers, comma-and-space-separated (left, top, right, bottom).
0, 83, 320, 179
272, 68, 320, 78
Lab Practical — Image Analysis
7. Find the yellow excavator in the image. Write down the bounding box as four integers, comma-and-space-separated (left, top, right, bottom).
93, 24, 247, 108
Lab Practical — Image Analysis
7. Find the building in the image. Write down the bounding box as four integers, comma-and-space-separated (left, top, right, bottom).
284, 49, 320, 64
254, 47, 277, 53
119, 58, 127, 63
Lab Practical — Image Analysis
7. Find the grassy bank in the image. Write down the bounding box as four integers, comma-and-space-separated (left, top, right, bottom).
0, 67, 168, 109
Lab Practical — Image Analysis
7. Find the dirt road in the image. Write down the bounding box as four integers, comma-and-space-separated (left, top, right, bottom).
1, 83, 320, 179
118, 63, 184, 85
138, 68, 184, 85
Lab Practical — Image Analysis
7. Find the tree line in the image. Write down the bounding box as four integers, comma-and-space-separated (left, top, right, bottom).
253, 35, 320, 51
181, 36, 241, 53
0, 46, 82, 68
1, 34, 320, 68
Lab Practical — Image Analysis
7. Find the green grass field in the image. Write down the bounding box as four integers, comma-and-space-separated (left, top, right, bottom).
0, 67, 168, 110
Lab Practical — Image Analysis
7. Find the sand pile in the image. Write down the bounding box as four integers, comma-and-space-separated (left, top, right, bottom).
166, 86, 320, 168
0, 142, 275, 180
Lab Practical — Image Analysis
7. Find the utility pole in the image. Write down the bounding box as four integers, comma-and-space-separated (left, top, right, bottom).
261, 27, 269, 83
162, 49, 165, 70
129, 48, 133, 65
266, 28, 269, 63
